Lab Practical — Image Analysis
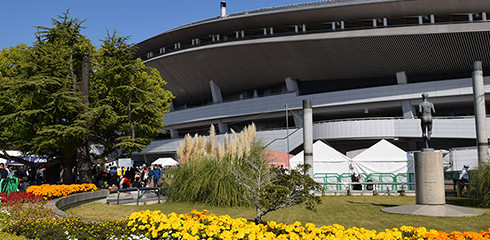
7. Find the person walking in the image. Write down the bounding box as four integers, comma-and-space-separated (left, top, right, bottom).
458, 165, 470, 190
150, 165, 162, 187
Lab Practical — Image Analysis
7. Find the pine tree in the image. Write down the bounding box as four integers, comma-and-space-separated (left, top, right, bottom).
0, 11, 173, 183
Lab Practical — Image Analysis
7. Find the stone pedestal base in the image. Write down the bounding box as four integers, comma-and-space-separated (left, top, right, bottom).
381, 204, 484, 217
414, 151, 445, 205
382, 150, 484, 217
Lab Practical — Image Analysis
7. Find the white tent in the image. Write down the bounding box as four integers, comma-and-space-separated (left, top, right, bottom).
151, 157, 178, 167
0, 150, 20, 165
351, 139, 414, 175
289, 141, 351, 174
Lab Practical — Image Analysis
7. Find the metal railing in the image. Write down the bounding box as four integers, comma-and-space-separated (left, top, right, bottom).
109, 187, 166, 205
318, 182, 415, 195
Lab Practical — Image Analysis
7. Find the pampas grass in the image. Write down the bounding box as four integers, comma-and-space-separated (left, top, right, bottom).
168, 123, 261, 207
471, 163, 490, 208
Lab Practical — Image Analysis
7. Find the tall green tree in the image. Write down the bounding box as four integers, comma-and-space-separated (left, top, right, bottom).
0, 11, 173, 183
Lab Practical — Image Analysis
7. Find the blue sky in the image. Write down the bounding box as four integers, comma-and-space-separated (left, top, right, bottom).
0, 0, 313, 49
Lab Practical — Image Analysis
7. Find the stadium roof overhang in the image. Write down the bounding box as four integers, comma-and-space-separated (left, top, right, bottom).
136, 0, 490, 57
144, 23, 490, 106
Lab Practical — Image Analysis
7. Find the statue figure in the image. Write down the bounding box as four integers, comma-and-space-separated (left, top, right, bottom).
418, 93, 436, 148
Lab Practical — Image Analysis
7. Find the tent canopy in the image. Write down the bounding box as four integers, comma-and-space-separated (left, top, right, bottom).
352, 139, 414, 174
151, 157, 178, 167
289, 141, 351, 174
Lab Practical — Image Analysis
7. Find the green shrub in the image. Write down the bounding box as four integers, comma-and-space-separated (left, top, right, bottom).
470, 163, 490, 208
167, 124, 259, 207
7, 203, 55, 221
166, 154, 246, 207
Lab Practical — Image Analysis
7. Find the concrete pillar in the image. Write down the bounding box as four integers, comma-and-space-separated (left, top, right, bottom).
340, 21, 345, 30
472, 61, 489, 165
293, 110, 304, 127
415, 151, 445, 205
331, 22, 336, 30
170, 128, 179, 139
430, 15, 435, 24
209, 80, 223, 103
383, 18, 387, 27
218, 121, 229, 134
285, 77, 299, 92
468, 13, 473, 22
396, 71, 415, 118
302, 24, 306, 32
295, 25, 299, 33
396, 71, 408, 84
372, 19, 377, 27
483, 12, 487, 21
303, 99, 314, 177
418, 16, 423, 24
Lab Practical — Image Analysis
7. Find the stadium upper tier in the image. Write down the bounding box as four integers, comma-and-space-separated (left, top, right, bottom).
136, 0, 490, 107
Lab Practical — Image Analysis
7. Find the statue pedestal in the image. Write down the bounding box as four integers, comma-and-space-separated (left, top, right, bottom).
414, 151, 445, 205
381, 150, 484, 217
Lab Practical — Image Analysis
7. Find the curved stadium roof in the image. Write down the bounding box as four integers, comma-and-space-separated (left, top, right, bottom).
136, 0, 490, 106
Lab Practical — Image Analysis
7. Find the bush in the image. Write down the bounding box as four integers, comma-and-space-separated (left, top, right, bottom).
167, 124, 258, 207
470, 163, 490, 208
7, 202, 55, 221
166, 154, 245, 207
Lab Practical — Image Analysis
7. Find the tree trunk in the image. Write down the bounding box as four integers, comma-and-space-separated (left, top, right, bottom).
255, 208, 266, 224
62, 159, 75, 184
76, 140, 93, 183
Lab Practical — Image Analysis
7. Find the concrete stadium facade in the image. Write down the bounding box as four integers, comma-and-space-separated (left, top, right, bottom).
133, 0, 490, 170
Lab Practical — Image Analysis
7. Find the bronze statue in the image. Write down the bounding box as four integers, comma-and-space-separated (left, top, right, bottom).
418, 93, 435, 148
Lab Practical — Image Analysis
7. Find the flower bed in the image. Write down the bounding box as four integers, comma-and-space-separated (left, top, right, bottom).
127, 210, 490, 240
5, 218, 130, 240
0, 192, 44, 206
26, 184, 97, 200
3, 209, 490, 239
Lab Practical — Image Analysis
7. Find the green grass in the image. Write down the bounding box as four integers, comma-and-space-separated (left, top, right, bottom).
67, 196, 490, 233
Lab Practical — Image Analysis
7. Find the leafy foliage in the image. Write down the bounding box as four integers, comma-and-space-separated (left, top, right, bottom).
168, 124, 321, 223
166, 154, 245, 207
0, 11, 173, 182
470, 163, 490, 208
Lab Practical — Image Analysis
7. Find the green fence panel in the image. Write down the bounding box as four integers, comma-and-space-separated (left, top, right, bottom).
395, 173, 415, 190
314, 173, 341, 190
368, 173, 395, 191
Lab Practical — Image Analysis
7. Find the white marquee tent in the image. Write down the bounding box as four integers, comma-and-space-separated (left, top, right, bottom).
351, 139, 414, 175
289, 141, 351, 174
151, 157, 178, 167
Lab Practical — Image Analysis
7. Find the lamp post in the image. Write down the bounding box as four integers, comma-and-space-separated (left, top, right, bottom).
286, 104, 290, 168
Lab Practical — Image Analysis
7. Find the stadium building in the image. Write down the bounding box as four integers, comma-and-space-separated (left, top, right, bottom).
132, 0, 490, 171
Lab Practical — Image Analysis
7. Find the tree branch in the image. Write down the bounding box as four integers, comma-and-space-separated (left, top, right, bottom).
0, 150, 61, 168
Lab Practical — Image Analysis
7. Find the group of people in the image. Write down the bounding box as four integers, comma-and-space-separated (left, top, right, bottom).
96, 165, 168, 190
0, 163, 47, 191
